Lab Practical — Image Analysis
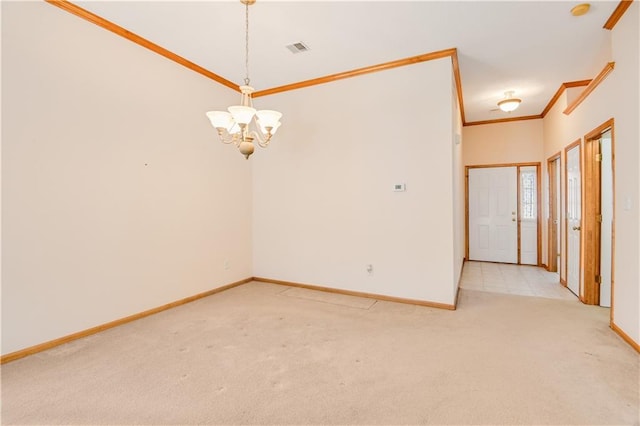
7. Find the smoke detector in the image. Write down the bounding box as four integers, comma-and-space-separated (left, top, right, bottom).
285, 41, 310, 54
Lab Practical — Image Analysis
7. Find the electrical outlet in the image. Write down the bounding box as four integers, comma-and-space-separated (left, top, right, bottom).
224, 259, 230, 270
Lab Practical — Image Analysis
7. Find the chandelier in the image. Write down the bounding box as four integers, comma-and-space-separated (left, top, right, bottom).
497, 91, 522, 113
206, 0, 282, 159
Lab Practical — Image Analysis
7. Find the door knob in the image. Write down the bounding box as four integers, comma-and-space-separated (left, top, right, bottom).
572, 226, 581, 231
512, 218, 516, 222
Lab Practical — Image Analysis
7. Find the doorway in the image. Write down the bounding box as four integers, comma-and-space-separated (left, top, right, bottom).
466, 163, 541, 265
599, 130, 613, 307
583, 120, 615, 308
547, 154, 561, 275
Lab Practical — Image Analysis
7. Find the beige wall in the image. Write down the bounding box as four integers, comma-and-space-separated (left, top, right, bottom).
462, 120, 544, 166
1, 2, 252, 354
542, 2, 639, 344
252, 58, 461, 305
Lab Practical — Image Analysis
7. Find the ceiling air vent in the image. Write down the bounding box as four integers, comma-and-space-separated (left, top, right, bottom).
285, 41, 310, 54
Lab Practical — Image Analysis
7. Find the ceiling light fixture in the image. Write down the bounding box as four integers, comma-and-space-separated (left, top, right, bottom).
206, 0, 282, 159
497, 91, 522, 113
571, 3, 591, 17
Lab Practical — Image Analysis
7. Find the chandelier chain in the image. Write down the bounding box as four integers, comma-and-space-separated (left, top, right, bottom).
244, 2, 250, 86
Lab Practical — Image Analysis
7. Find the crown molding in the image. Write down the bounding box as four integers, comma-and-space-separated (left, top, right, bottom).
564, 62, 615, 115
45, 1, 621, 127
253, 48, 457, 98
603, 0, 634, 30
451, 50, 466, 125
540, 80, 592, 117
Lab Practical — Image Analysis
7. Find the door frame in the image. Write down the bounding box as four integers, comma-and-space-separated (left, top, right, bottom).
465, 162, 542, 265
583, 119, 615, 310
546, 152, 561, 273
564, 139, 583, 300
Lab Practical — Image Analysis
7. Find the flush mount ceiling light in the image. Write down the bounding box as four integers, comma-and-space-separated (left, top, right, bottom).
571, 3, 591, 16
497, 91, 522, 113
206, 0, 282, 160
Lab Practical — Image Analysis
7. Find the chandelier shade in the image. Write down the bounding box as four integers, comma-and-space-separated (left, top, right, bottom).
206, 111, 233, 129
256, 110, 283, 132
205, 0, 282, 159
228, 105, 256, 125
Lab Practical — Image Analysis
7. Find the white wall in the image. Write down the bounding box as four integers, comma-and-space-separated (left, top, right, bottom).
1, 2, 252, 354
452, 76, 465, 295
542, 2, 639, 344
252, 58, 459, 305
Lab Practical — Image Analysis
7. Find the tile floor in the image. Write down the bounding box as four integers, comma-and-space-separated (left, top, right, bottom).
460, 261, 578, 301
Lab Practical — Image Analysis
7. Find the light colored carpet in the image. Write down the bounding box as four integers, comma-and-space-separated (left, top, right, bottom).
1, 281, 639, 425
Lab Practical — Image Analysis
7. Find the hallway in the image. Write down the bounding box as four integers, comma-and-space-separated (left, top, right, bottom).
460, 261, 577, 301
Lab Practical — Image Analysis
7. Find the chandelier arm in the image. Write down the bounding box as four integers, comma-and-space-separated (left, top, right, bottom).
216, 129, 241, 145
248, 129, 272, 148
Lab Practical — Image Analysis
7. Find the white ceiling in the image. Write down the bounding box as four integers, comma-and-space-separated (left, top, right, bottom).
74, 1, 618, 123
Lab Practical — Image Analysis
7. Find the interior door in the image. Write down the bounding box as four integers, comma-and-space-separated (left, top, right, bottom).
600, 131, 613, 307
566, 145, 581, 297
519, 166, 538, 265
556, 159, 562, 276
469, 167, 518, 263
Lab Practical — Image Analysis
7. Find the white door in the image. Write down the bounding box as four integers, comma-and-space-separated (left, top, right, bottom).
555, 159, 562, 276
566, 145, 581, 297
469, 167, 518, 263
600, 131, 613, 307
519, 166, 538, 265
